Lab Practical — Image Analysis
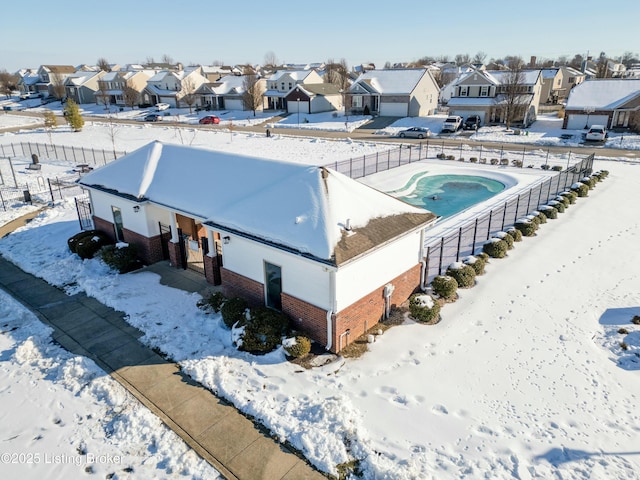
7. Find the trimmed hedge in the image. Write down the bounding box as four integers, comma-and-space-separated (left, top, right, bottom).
506, 227, 523, 242
483, 238, 508, 258
560, 190, 578, 204
409, 294, 441, 323
221, 297, 249, 328
571, 182, 589, 197
68, 229, 100, 254
240, 307, 289, 354
284, 336, 312, 358
515, 219, 536, 237
431, 275, 458, 300
446, 263, 476, 288
99, 243, 142, 273
539, 205, 558, 219
494, 231, 514, 249
463, 255, 486, 275
76, 232, 112, 259
204, 291, 226, 313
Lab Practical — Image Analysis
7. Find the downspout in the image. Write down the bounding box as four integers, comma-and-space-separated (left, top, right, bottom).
419, 227, 428, 291
325, 269, 336, 351
383, 283, 395, 319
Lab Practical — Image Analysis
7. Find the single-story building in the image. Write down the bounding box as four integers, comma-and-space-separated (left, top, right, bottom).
78, 142, 438, 353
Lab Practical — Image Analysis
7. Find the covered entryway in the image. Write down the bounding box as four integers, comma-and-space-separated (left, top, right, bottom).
175, 214, 207, 274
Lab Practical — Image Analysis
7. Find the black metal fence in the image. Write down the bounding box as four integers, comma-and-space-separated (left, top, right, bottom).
0, 142, 125, 167
421, 154, 595, 285
0, 169, 86, 211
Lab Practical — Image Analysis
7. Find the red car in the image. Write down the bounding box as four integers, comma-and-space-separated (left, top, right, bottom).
199, 115, 220, 125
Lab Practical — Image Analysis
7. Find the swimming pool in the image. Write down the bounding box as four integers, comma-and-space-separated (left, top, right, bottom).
390, 172, 506, 218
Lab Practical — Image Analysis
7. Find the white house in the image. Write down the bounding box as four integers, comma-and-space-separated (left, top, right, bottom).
78, 142, 437, 353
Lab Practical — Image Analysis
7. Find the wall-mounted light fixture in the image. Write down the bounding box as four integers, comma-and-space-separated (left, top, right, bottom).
133, 205, 140, 212
223, 236, 230, 244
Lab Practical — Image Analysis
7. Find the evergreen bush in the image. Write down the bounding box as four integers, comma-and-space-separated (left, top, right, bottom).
515, 219, 536, 237
239, 307, 290, 354
463, 255, 486, 275
99, 243, 142, 273
221, 297, 249, 328
409, 293, 441, 323
494, 231, 514, 249
68, 230, 100, 253
490, 158, 499, 165
483, 238, 508, 258
446, 262, 476, 288
539, 205, 558, 219
283, 336, 312, 358
75, 232, 112, 259
506, 227, 523, 242
500, 158, 509, 166
570, 182, 589, 197
204, 291, 226, 313
560, 190, 577, 204
551, 165, 563, 171
436, 153, 446, 159
431, 275, 458, 300
476, 252, 490, 263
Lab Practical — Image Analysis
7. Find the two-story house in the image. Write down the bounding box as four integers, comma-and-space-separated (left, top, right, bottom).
447, 69, 543, 127
195, 74, 267, 111
141, 67, 208, 108
345, 68, 440, 117
96, 70, 153, 107
263, 70, 324, 110
64, 70, 106, 104
33, 65, 76, 98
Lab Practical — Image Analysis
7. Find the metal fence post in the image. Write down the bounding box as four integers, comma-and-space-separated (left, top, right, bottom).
47, 178, 55, 202
456, 227, 462, 262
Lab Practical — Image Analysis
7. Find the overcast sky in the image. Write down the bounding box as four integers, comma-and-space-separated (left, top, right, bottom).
2, 0, 638, 72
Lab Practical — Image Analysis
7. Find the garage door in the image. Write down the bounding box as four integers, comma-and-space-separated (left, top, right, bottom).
380, 102, 408, 117
565, 114, 609, 130
287, 101, 309, 115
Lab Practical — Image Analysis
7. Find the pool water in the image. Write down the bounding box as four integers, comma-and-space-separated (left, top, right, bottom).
392, 173, 506, 218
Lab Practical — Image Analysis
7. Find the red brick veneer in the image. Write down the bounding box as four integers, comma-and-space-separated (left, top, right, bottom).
221, 268, 264, 307
92, 216, 164, 265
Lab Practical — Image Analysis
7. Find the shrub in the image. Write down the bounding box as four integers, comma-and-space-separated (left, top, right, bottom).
595, 169, 609, 179
68, 230, 100, 253
506, 227, 522, 242
534, 211, 547, 224
541, 164, 551, 170
511, 160, 523, 168
220, 297, 249, 328
500, 158, 509, 166
571, 182, 589, 197
551, 165, 563, 171
431, 275, 458, 300
239, 307, 289, 354
515, 219, 536, 237
446, 155, 456, 160
463, 255, 486, 275
554, 196, 570, 208
490, 158, 499, 165
479, 158, 487, 164
469, 157, 478, 163
581, 176, 597, 189
76, 232, 112, 259
99, 243, 142, 273
436, 152, 446, 159
204, 291, 226, 313
476, 252, 490, 263
483, 238, 508, 258
494, 231, 514, 249
539, 205, 558, 219
446, 262, 476, 288
409, 293, 441, 323
560, 190, 577, 204
632, 315, 640, 325
618, 328, 629, 335
283, 336, 312, 358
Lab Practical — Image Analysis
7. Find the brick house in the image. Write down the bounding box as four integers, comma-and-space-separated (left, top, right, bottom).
78, 142, 437, 353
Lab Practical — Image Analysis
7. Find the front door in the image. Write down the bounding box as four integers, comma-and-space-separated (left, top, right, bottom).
264, 262, 282, 310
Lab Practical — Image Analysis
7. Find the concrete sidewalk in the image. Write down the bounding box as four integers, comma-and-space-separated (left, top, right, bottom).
0, 255, 325, 480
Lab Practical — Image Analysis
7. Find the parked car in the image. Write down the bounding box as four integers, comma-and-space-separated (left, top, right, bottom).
585, 125, 607, 142
144, 114, 163, 122
463, 115, 481, 130
19, 92, 41, 100
442, 116, 463, 133
199, 115, 220, 125
155, 103, 170, 111
398, 126, 430, 139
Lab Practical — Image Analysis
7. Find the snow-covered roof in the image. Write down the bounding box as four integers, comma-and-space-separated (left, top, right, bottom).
64, 71, 101, 86
268, 70, 313, 82
79, 142, 435, 265
541, 68, 559, 78
209, 75, 247, 95
565, 79, 640, 109
351, 69, 428, 94
487, 70, 541, 85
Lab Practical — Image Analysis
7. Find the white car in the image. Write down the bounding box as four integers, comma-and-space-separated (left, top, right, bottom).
585, 125, 607, 142
442, 116, 463, 133
155, 103, 170, 111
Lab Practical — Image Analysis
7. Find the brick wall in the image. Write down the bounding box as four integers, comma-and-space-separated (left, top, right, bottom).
93, 216, 116, 242
92, 216, 163, 265
221, 268, 264, 307
282, 293, 329, 347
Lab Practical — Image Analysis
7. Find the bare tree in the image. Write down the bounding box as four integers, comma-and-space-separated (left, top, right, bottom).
264, 51, 278, 68
568, 54, 584, 70
42, 109, 57, 145
455, 53, 472, 66
106, 115, 119, 154
596, 52, 608, 78
0, 69, 18, 98
496, 57, 530, 130
180, 77, 198, 113
96, 77, 110, 109
473, 51, 487, 64
51, 72, 66, 100
161, 53, 175, 65
324, 58, 350, 91
242, 74, 264, 116
620, 51, 639, 68
122, 79, 140, 109
97, 57, 111, 72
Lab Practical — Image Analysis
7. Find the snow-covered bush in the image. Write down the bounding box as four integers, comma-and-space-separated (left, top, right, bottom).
75, 232, 113, 259
581, 176, 597, 189
221, 297, 249, 328
539, 205, 558, 219
67, 229, 100, 253
551, 165, 563, 171
202, 291, 226, 313
494, 231, 514, 249
483, 238, 508, 258
515, 218, 537, 237
99, 243, 142, 273
239, 307, 289, 354
409, 293, 441, 324
431, 275, 458, 301
506, 227, 522, 242
594, 169, 609, 180
463, 255, 485, 275
549, 199, 566, 212
532, 211, 547, 224
560, 190, 577, 204
571, 182, 589, 197
446, 262, 476, 288
554, 195, 570, 208
490, 158, 499, 165
283, 336, 311, 358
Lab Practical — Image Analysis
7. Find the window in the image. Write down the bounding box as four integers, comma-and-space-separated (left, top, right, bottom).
569, 77, 575, 84
480, 86, 489, 97
288, 82, 292, 89
111, 206, 124, 241
459, 86, 468, 97
352, 95, 363, 108
264, 262, 282, 310
281, 82, 285, 90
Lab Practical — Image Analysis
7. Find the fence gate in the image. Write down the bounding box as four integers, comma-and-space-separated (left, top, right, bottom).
74, 197, 93, 230
159, 222, 172, 260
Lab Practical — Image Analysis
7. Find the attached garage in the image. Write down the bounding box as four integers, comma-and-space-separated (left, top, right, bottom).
224, 99, 244, 111
380, 102, 409, 117
565, 114, 610, 130
287, 100, 310, 115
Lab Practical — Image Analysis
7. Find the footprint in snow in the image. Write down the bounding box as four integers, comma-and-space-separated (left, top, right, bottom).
432, 404, 449, 415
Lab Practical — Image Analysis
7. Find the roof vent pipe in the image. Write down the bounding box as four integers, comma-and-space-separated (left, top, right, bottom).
345, 218, 352, 231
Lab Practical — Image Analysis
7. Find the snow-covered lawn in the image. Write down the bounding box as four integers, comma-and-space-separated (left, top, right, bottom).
1, 115, 640, 479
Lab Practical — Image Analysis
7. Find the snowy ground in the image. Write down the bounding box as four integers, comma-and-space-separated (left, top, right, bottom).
1, 115, 640, 479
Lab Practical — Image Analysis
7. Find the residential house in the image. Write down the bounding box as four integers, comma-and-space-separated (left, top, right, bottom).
96, 70, 152, 107
539, 68, 564, 104
285, 83, 342, 115
141, 68, 208, 108
16, 69, 40, 95
447, 68, 543, 127
562, 78, 640, 131
34, 65, 76, 98
263, 70, 324, 110
439, 65, 479, 104
558, 66, 586, 95
64, 70, 106, 104
346, 68, 440, 117
200, 65, 238, 82
195, 74, 267, 111
78, 142, 437, 353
